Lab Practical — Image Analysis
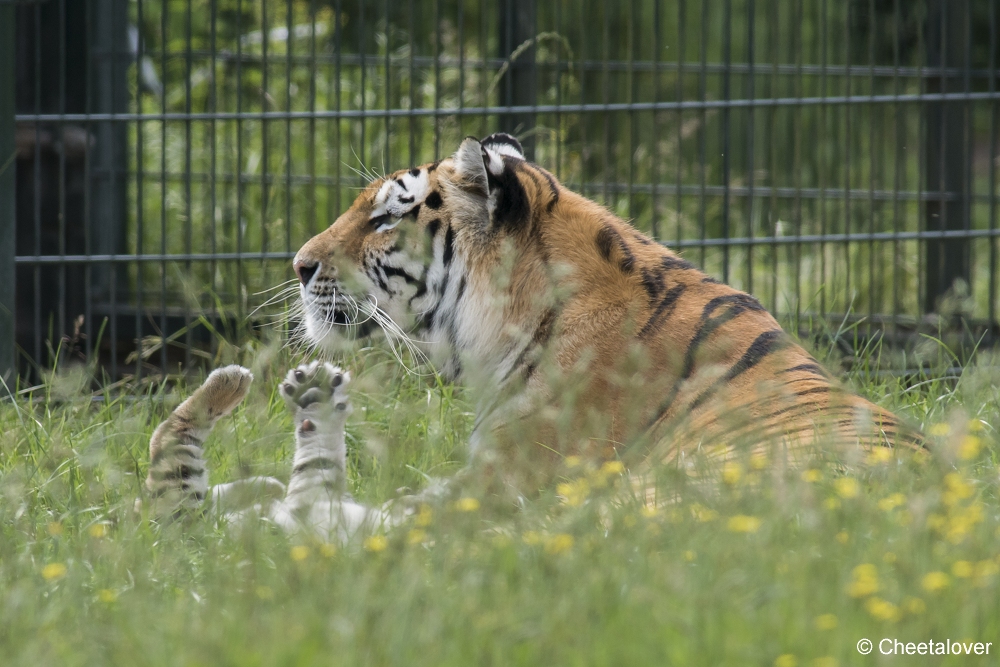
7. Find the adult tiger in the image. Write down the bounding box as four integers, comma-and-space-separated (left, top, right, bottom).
292, 133, 921, 491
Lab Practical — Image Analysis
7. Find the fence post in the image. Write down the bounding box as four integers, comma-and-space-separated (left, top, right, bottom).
497, 0, 537, 159
923, 0, 971, 314
0, 2, 16, 386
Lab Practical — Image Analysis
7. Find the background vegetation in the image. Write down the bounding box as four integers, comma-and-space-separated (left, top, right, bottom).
125, 0, 999, 367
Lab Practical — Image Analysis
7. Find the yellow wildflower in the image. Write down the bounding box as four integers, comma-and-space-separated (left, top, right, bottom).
46, 522, 63, 537
865, 597, 900, 622
415, 504, 433, 527
727, 515, 762, 533
801, 469, 822, 483
928, 423, 950, 437
640, 505, 660, 519
722, 462, 743, 485
921, 571, 950, 593
868, 447, 893, 464
967, 419, 985, 432
824, 498, 842, 511
564, 455, 582, 468
319, 543, 337, 558
690, 503, 718, 522
774, 654, 797, 667
88, 524, 107, 538
600, 460, 625, 476
556, 479, 590, 507
814, 614, 838, 630
97, 589, 117, 603
545, 533, 574, 555
952, 560, 973, 578
522, 531, 543, 545
848, 563, 879, 597
959, 435, 982, 460
878, 493, 906, 512
290, 545, 310, 562
454, 497, 480, 512
750, 453, 768, 470
363, 535, 388, 553
902, 596, 926, 614
943, 473, 973, 504
683, 550, 696, 562
834, 477, 859, 499
407, 529, 428, 545
836, 531, 849, 544
41, 563, 67, 581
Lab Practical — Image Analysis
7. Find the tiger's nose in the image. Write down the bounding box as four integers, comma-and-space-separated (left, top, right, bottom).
294, 259, 319, 286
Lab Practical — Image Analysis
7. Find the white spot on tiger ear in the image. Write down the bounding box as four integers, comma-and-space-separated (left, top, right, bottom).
487, 143, 522, 159
483, 148, 505, 176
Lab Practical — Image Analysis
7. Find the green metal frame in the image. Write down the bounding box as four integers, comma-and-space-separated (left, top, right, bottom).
0, 2, 16, 387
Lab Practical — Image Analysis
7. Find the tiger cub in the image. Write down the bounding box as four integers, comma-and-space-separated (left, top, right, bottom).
144, 362, 389, 540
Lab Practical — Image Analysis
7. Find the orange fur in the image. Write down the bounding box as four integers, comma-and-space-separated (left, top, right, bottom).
292, 135, 922, 482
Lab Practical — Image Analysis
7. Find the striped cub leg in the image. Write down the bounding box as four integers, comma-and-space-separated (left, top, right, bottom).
278, 362, 351, 501
270, 362, 380, 538
145, 365, 253, 515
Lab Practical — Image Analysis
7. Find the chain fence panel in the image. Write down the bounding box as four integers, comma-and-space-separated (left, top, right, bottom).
3, 0, 998, 384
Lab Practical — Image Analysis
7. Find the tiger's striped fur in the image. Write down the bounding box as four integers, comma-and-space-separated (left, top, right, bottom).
292, 133, 921, 488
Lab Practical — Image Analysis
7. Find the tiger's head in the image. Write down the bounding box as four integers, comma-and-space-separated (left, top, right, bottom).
293, 133, 560, 380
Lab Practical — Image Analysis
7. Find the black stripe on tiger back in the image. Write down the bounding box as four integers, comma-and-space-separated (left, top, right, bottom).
595, 225, 636, 274
638, 284, 687, 339
689, 329, 787, 410
644, 292, 770, 430
778, 362, 829, 378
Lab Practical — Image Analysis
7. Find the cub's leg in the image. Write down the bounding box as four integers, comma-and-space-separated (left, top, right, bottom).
145, 365, 253, 515
278, 361, 352, 503
271, 362, 384, 539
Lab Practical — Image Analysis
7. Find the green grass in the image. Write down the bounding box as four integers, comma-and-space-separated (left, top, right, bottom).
2, 338, 1000, 666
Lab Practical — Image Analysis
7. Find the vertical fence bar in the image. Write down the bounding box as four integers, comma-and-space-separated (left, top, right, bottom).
720, 0, 732, 284
0, 0, 15, 385
498, 0, 537, 159
924, 0, 970, 314
744, 0, 755, 296
990, 0, 998, 330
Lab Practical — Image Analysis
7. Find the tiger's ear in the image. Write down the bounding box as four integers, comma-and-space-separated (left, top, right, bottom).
452, 136, 489, 196
480, 133, 524, 160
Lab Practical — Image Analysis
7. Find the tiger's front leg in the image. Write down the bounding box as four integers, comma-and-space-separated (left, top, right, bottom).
145, 365, 253, 516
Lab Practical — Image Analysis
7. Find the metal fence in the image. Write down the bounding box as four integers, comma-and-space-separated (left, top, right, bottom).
2, 0, 999, 384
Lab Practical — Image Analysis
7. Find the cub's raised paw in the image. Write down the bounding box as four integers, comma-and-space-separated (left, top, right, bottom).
280, 361, 351, 424
197, 365, 254, 419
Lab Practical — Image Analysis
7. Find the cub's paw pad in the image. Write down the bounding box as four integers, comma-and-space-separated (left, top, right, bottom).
281, 361, 351, 416
200, 365, 253, 417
